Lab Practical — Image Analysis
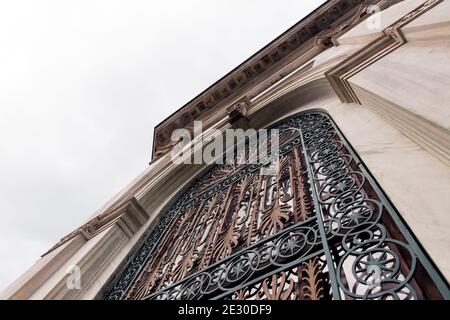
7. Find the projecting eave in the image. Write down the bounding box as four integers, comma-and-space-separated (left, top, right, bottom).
151, 0, 378, 160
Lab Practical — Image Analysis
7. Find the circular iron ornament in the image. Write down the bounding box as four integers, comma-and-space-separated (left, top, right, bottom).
276, 227, 318, 259
313, 154, 352, 180
337, 238, 417, 299
341, 223, 388, 253
225, 256, 253, 282
353, 247, 401, 283
328, 199, 383, 237
318, 172, 366, 205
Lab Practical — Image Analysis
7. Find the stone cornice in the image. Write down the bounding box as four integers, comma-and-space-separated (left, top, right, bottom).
152, 0, 383, 159
42, 198, 148, 257
44, 0, 399, 257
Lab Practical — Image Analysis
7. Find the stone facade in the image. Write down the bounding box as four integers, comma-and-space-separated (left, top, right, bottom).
2, 0, 449, 299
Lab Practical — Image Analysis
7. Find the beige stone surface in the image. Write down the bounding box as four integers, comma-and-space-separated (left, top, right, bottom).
0, 234, 85, 299
28, 225, 128, 299
312, 43, 363, 67
350, 40, 450, 130
405, 0, 450, 31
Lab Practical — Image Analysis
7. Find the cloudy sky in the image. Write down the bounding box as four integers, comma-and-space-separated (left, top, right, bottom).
0, 0, 325, 291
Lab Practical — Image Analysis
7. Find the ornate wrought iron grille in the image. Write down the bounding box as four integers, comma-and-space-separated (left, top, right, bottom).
105, 111, 449, 300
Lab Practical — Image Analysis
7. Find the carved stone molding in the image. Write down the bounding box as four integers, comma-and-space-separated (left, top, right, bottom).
43, 198, 148, 256
323, 0, 405, 46
326, 0, 442, 103
354, 84, 450, 166
152, 0, 383, 159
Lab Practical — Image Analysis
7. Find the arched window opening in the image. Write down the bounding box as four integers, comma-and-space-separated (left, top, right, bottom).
105, 111, 449, 300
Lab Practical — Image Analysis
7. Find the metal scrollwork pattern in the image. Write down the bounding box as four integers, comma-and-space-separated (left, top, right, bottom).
104, 111, 449, 300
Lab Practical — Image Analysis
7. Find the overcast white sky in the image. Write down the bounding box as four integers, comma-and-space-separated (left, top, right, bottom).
0, 0, 325, 291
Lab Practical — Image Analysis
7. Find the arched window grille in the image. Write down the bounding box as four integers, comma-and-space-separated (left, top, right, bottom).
105, 111, 449, 300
